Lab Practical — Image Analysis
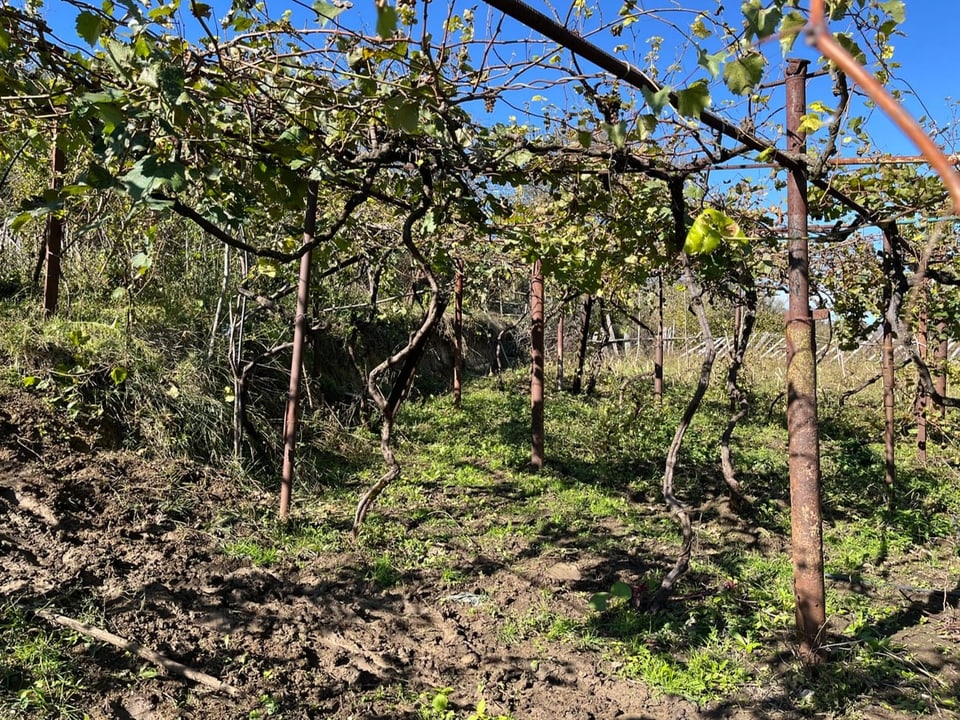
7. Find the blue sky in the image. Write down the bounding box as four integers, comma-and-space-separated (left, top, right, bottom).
835, 3, 960, 157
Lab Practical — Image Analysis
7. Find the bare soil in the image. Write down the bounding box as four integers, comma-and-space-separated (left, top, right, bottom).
1, 389, 958, 719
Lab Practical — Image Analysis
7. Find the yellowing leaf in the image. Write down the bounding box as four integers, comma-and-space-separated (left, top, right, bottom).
257, 258, 281, 278
798, 113, 823, 134
691, 15, 711, 39
778, 11, 807, 55
684, 208, 744, 256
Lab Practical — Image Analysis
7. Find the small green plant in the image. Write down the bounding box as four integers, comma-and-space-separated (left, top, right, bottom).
368, 552, 401, 587
222, 539, 279, 566
588, 580, 634, 611
0, 605, 88, 719
417, 686, 513, 720
419, 687, 455, 720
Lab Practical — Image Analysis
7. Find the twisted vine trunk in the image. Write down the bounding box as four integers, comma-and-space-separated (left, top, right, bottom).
530, 259, 545, 470
651, 258, 716, 610
353, 170, 449, 536
571, 294, 593, 394
649, 178, 717, 610
453, 259, 464, 409
719, 281, 756, 511
42, 129, 66, 318
654, 275, 665, 407
883, 223, 960, 409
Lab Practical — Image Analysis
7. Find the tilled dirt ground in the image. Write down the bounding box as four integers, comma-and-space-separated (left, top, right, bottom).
1, 390, 958, 719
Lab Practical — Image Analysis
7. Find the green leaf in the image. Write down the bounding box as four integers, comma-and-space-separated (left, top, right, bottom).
313, 1, 346, 26
742, 0, 782, 40
879, 0, 905, 24
384, 97, 420, 134
147, 4, 176, 21
0, 28, 10, 51
10, 212, 35, 232
376, 4, 398, 38
131, 252, 153, 276
75, 11, 103, 46
697, 47, 725, 80
190, 1, 212, 19
83, 162, 116, 189
588, 592, 610, 611
120, 156, 186, 201
778, 11, 807, 55
723, 52, 765, 95
685, 208, 744, 255
420, 208, 437, 235
637, 114, 657, 140
641, 85, 671, 116
611, 581, 633, 599
677, 81, 711, 118
137, 66, 159, 89
605, 120, 627, 149
110, 366, 128, 385
835, 33, 866, 64
577, 130, 592, 148
504, 149, 533, 168
756, 146, 775, 163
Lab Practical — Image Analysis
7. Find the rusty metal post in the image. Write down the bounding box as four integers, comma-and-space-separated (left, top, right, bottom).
280, 181, 319, 521
530, 259, 545, 470
43, 130, 66, 318
453, 258, 464, 409
785, 58, 826, 664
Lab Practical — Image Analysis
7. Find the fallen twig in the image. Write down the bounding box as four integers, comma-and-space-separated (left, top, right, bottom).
34, 608, 241, 697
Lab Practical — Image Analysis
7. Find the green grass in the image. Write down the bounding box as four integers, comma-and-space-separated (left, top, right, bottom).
0, 605, 89, 719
